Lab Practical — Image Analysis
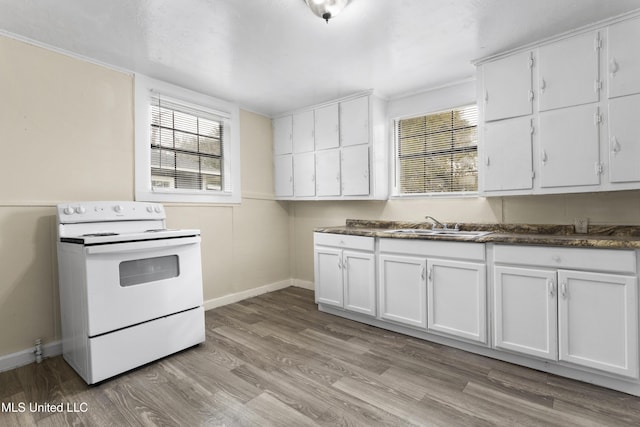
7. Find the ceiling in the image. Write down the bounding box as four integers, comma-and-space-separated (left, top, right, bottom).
2, 0, 640, 116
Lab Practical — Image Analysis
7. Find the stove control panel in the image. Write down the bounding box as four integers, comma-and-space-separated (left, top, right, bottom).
57, 201, 165, 223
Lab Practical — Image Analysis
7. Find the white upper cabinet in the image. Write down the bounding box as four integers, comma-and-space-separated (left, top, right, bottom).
608, 94, 640, 183
292, 110, 315, 153
273, 115, 292, 155
538, 31, 600, 112
475, 14, 640, 196
293, 152, 315, 197
340, 96, 369, 147
483, 51, 533, 122
608, 17, 640, 99
273, 92, 387, 200
482, 117, 534, 192
341, 145, 369, 196
315, 103, 340, 150
273, 155, 293, 197
315, 149, 341, 197
538, 104, 601, 189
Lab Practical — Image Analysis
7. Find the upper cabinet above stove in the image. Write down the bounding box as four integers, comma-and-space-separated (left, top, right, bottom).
476, 11, 640, 197
273, 91, 388, 201
608, 17, 640, 99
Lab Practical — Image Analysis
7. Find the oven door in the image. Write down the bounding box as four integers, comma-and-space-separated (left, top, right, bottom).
83, 236, 203, 337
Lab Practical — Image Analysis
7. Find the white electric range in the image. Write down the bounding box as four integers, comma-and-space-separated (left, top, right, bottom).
56, 201, 205, 384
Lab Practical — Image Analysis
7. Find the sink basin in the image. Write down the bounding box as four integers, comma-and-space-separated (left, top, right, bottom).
383, 229, 493, 238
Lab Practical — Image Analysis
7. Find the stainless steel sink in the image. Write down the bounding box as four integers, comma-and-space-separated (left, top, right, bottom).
383, 229, 493, 238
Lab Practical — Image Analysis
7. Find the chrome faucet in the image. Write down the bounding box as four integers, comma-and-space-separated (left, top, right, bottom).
425, 216, 459, 231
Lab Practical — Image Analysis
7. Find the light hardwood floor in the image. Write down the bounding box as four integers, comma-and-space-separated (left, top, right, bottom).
2, 287, 640, 426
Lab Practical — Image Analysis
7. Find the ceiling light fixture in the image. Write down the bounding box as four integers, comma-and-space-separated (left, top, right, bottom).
304, 0, 350, 23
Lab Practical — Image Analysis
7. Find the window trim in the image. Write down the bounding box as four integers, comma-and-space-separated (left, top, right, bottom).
135, 74, 241, 204
390, 103, 479, 198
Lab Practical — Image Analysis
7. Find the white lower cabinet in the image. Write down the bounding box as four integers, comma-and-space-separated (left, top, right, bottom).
378, 239, 486, 339
558, 270, 638, 378
493, 245, 639, 379
494, 266, 558, 360
315, 233, 640, 394
314, 233, 376, 316
378, 254, 427, 328
428, 259, 486, 343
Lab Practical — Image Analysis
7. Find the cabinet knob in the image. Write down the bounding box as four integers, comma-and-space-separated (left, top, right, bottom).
540, 78, 546, 92
610, 58, 619, 77
611, 136, 621, 154
552, 255, 561, 262
560, 281, 568, 298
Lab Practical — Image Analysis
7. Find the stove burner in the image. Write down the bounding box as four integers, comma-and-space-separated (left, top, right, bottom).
82, 232, 119, 237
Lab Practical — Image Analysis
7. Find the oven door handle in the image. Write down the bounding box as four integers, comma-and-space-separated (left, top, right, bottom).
85, 236, 201, 255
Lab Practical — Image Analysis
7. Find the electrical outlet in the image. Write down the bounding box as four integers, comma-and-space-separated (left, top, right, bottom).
574, 217, 589, 234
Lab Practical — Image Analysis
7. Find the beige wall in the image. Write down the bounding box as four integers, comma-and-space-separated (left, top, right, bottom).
0, 36, 290, 357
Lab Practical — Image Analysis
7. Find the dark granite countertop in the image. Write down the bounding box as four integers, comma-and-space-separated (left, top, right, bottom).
314, 219, 640, 249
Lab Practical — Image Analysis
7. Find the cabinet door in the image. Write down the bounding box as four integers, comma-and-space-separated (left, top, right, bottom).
340, 96, 369, 147
316, 149, 341, 197
538, 31, 600, 111
427, 259, 486, 343
293, 152, 315, 197
539, 104, 600, 188
341, 145, 369, 196
343, 250, 376, 316
292, 110, 315, 153
558, 270, 638, 378
314, 248, 343, 308
273, 115, 293, 155
274, 155, 293, 197
608, 17, 640, 98
608, 93, 640, 183
315, 103, 340, 150
494, 266, 558, 361
483, 51, 533, 122
482, 117, 533, 192
379, 254, 427, 328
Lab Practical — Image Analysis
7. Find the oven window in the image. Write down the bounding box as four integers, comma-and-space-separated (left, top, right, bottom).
119, 255, 179, 287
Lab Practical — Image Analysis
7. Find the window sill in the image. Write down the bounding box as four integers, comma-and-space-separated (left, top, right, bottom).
389, 192, 479, 199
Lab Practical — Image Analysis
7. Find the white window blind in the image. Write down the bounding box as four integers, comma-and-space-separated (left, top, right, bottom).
394, 105, 478, 195
150, 93, 229, 193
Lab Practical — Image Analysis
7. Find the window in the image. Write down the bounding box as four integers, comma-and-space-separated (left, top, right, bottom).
135, 74, 241, 203
150, 95, 224, 192
393, 105, 478, 196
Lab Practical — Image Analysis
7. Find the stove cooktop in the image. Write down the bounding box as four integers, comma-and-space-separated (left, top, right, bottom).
61, 229, 200, 245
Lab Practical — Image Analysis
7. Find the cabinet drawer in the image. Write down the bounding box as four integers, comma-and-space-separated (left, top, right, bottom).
379, 238, 485, 261
494, 245, 636, 274
314, 232, 374, 251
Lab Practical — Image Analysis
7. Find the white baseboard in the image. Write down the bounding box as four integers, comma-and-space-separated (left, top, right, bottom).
203, 279, 315, 310
203, 279, 294, 311
293, 279, 314, 291
0, 340, 62, 373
